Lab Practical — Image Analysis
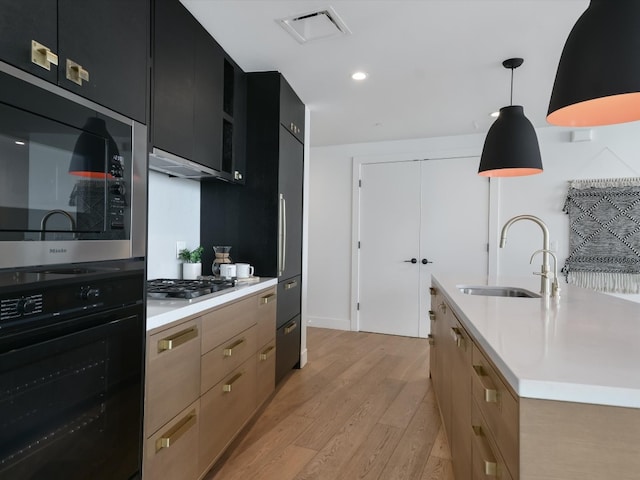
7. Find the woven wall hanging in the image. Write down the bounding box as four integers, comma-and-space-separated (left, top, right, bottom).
562, 177, 640, 293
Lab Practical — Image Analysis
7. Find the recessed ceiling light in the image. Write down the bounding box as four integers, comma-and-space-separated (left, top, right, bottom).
352, 72, 367, 81
490, 111, 500, 118
15, 140, 25, 146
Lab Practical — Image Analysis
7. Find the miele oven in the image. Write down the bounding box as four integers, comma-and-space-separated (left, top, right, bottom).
0, 61, 146, 269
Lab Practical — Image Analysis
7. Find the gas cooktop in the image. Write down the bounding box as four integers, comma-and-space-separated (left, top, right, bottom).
147, 278, 236, 299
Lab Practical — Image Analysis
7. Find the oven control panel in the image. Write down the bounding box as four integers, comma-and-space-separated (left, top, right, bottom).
1, 294, 44, 321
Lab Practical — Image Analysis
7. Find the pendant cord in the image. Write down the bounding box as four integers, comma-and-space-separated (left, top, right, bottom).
510, 67, 514, 106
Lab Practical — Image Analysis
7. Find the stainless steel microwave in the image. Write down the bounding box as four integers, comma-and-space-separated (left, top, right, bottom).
0, 62, 146, 268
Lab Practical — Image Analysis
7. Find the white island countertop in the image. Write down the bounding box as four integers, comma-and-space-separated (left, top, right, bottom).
146, 277, 278, 333
432, 274, 640, 409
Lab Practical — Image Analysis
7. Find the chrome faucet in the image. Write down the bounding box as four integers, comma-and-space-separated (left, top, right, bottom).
530, 249, 560, 298
40, 209, 76, 240
500, 215, 552, 297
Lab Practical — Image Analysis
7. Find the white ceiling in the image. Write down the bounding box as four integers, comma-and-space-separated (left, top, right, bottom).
181, 0, 589, 147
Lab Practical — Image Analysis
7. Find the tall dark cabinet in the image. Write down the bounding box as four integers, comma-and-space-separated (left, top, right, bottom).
244, 72, 304, 384
201, 71, 304, 384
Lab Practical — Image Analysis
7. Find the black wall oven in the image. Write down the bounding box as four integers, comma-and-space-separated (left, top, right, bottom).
0, 60, 147, 479
0, 260, 145, 479
0, 61, 146, 269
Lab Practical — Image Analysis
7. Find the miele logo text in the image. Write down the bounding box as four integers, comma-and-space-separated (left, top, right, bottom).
49, 248, 67, 254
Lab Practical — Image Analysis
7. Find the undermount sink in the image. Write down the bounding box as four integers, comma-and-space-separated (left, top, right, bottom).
457, 285, 541, 298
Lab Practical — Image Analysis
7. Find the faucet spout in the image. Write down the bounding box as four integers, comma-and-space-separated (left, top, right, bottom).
500, 215, 551, 296
40, 209, 76, 241
531, 249, 561, 298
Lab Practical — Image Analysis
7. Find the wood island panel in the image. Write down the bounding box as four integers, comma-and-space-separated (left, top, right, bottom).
520, 398, 640, 480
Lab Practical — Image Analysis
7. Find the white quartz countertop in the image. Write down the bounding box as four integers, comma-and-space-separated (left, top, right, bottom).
146, 278, 278, 333
432, 274, 640, 408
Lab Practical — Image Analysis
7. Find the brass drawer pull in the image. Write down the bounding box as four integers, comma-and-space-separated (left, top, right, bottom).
66, 58, 89, 85
222, 371, 244, 393
158, 327, 198, 353
428, 310, 436, 321
31, 40, 58, 70
472, 425, 498, 476
427, 334, 434, 346
284, 280, 298, 290
429, 287, 436, 296
223, 338, 246, 357
155, 410, 197, 452
261, 293, 276, 305
284, 321, 297, 335
472, 365, 499, 404
259, 345, 275, 360
450, 327, 464, 348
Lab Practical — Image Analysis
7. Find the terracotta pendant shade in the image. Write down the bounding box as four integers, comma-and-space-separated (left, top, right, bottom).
478, 58, 543, 177
548, 0, 640, 126
478, 105, 543, 177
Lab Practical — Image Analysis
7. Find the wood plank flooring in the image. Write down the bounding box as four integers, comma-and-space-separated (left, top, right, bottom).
204, 327, 454, 480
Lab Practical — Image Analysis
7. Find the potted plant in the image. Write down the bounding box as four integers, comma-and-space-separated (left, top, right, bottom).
179, 246, 204, 279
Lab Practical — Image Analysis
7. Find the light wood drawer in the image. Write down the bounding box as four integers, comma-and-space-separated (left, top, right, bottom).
199, 356, 257, 475
256, 287, 277, 347
201, 294, 258, 354
471, 344, 519, 478
201, 324, 257, 394
144, 400, 200, 480
471, 400, 513, 480
256, 340, 276, 406
146, 318, 201, 435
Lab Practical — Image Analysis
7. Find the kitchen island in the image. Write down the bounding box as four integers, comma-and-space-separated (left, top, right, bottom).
430, 274, 640, 480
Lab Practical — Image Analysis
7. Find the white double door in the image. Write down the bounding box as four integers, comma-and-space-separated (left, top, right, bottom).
356, 157, 489, 337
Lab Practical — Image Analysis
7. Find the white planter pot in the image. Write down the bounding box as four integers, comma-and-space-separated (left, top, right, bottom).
182, 262, 201, 280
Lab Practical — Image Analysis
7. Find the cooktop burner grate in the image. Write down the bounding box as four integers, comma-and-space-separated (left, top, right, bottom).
147, 278, 236, 299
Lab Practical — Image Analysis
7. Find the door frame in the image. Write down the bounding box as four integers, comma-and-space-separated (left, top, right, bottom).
351, 147, 500, 333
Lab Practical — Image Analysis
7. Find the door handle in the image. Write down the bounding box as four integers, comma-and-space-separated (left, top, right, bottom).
278, 194, 287, 276
422, 258, 433, 264
404, 258, 417, 264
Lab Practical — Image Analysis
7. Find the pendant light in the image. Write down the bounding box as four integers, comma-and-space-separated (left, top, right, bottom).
478, 58, 543, 177
548, 1, 640, 126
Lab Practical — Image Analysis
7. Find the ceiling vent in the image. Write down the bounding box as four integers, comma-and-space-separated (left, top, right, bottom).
278, 6, 351, 44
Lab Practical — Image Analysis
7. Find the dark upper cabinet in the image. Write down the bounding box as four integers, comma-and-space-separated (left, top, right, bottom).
152, 0, 245, 181
152, 0, 195, 160
193, 26, 224, 173
58, 0, 148, 123
0, 0, 57, 83
0, 0, 148, 123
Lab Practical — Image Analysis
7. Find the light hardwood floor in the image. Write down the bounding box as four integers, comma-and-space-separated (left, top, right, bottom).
204, 327, 454, 480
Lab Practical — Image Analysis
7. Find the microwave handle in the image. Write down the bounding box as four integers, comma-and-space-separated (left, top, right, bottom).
278, 194, 286, 276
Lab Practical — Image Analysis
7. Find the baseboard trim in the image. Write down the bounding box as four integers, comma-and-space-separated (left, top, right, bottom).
307, 316, 351, 331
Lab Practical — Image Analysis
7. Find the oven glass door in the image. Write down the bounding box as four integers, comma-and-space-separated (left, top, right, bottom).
0, 101, 132, 242
0, 305, 143, 480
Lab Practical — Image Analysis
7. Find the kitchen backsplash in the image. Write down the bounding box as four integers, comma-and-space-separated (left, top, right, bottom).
147, 170, 200, 279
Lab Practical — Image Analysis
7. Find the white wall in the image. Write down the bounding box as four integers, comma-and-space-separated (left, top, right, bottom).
147, 170, 201, 279
308, 123, 640, 330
